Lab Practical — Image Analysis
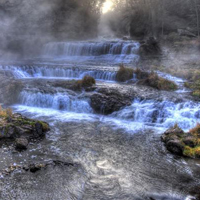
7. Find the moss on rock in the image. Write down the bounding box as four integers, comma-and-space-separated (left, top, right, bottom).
162, 123, 200, 158
116, 64, 134, 82
0, 108, 49, 150
135, 69, 178, 91
73, 75, 96, 90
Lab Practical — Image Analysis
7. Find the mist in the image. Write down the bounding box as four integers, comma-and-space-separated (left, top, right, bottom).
0, 0, 104, 60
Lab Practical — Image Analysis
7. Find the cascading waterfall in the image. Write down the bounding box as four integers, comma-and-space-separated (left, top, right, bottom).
43, 41, 140, 56
111, 99, 200, 130
19, 91, 93, 113
42, 41, 140, 63
18, 90, 200, 131
0, 65, 117, 81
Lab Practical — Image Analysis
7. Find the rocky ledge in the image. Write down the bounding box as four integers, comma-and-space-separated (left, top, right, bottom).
161, 124, 200, 158
90, 87, 133, 114
0, 111, 49, 151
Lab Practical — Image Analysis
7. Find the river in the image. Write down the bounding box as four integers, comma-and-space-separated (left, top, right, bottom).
0, 39, 199, 200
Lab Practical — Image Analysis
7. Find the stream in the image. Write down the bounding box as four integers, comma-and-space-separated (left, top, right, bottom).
0, 39, 200, 200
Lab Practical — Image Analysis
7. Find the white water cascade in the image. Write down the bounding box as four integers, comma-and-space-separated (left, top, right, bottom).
0, 65, 117, 81
111, 99, 200, 130
42, 41, 140, 64
19, 91, 93, 113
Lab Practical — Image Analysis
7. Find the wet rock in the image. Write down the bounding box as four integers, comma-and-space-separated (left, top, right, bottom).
15, 138, 29, 150
164, 126, 184, 136
90, 88, 133, 114
35, 122, 44, 136
0, 160, 75, 176
0, 113, 49, 150
183, 136, 197, 148
166, 139, 184, 155
29, 163, 46, 173
189, 186, 200, 200
162, 124, 200, 158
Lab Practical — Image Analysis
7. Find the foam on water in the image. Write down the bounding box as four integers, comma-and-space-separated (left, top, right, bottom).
111, 99, 200, 131
42, 41, 140, 64
0, 65, 117, 81
19, 91, 93, 113
16, 91, 200, 132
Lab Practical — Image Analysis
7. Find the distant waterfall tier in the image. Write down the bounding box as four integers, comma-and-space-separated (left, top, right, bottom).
19, 91, 93, 113
43, 41, 140, 57
0, 65, 117, 81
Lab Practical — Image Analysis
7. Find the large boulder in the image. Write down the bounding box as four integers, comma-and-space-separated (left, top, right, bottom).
90, 88, 133, 114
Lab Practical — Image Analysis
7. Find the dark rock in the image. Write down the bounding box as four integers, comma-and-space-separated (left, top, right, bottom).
29, 163, 46, 173
166, 139, 184, 156
15, 138, 29, 150
0, 113, 49, 150
164, 126, 184, 136
161, 133, 179, 143
183, 136, 197, 148
35, 122, 43, 136
90, 88, 133, 114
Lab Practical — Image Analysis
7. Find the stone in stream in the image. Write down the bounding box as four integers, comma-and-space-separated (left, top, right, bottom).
15, 137, 29, 150
0, 111, 50, 151
161, 124, 200, 158
90, 87, 133, 114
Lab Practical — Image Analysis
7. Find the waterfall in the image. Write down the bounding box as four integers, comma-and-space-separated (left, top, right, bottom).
42, 41, 140, 64
0, 65, 117, 81
111, 99, 200, 130
19, 91, 93, 113
43, 41, 140, 57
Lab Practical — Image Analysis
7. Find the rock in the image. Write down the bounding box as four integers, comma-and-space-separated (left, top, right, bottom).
161, 133, 179, 143
162, 124, 200, 158
15, 138, 29, 150
166, 139, 184, 156
35, 122, 43, 136
90, 88, 133, 114
164, 126, 184, 136
183, 136, 197, 148
0, 113, 49, 150
29, 163, 46, 173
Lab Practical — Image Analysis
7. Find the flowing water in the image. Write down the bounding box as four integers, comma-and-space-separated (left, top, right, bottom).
0, 39, 200, 200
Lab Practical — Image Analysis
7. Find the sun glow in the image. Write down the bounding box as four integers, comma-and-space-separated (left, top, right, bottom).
102, 0, 113, 14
